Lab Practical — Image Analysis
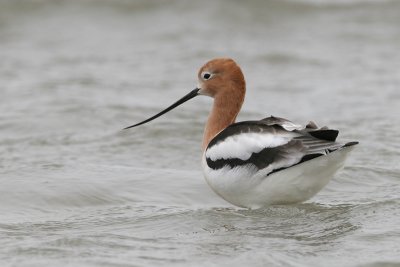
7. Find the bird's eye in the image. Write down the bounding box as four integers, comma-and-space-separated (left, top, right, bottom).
202, 72, 212, 80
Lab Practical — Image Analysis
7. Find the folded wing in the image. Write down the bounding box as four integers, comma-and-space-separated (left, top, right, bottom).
205, 116, 358, 175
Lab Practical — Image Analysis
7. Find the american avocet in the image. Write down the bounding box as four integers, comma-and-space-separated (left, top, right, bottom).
125, 58, 358, 208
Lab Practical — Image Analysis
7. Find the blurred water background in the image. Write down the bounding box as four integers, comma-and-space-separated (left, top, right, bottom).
0, 0, 399, 266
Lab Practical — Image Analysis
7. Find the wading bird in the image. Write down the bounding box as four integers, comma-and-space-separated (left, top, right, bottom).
125, 58, 358, 208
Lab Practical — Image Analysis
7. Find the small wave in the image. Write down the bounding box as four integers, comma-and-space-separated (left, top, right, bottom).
255, 52, 326, 66
279, 0, 397, 8
358, 261, 400, 267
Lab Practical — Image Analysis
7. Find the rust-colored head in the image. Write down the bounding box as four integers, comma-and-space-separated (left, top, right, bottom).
197, 58, 246, 100
197, 58, 246, 150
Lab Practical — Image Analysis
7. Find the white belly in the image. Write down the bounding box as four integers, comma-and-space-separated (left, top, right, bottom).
202, 146, 356, 209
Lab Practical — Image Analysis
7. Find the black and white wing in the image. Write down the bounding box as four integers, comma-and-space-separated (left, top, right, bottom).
205, 116, 358, 176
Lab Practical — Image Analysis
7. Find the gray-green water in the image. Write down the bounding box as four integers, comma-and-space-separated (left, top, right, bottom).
1, 0, 399, 266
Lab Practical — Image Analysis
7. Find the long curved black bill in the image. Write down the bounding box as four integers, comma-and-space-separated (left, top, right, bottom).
123, 88, 200, 130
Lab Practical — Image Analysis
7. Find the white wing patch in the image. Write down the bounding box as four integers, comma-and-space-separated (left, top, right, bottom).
206, 132, 294, 161
279, 121, 304, 131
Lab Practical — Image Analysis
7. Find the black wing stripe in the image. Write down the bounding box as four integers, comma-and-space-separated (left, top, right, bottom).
206, 140, 304, 172
206, 146, 282, 170
256, 153, 325, 176
307, 129, 339, 142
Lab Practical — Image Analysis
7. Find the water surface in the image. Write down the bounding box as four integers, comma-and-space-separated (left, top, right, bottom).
0, 0, 399, 266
